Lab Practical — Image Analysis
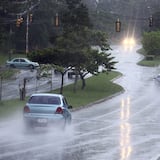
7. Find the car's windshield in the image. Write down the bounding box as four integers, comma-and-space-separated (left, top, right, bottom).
24, 59, 31, 63
28, 96, 61, 105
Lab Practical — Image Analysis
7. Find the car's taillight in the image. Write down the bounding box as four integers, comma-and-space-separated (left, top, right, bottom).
24, 106, 30, 113
55, 107, 63, 114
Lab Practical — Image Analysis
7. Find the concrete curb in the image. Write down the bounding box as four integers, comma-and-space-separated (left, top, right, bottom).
71, 90, 125, 112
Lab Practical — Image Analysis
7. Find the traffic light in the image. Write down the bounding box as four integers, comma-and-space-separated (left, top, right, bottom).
16, 17, 23, 27
16, 18, 21, 27
55, 13, 59, 27
115, 18, 121, 32
149, 16, 153, 27
29, 13, 33, 23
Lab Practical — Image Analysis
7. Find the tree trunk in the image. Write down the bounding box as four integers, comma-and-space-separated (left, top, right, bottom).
73, 70, 78, 93
60, 73, 64, 94
80, 73, 86, 90
20, 78, 26, 101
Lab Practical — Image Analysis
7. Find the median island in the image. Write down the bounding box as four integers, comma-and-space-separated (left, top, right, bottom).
0, 71, 123, 118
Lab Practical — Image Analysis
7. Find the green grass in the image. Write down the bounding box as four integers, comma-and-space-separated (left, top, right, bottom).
0, 99, 25, 119
0, 55, 8, 65
0, 71, 123, 119
137, 59, 160, 67
137, 48, 160, 67
0, 53, 26, 65
0, 53, 27, 79
51, 71, 123, 108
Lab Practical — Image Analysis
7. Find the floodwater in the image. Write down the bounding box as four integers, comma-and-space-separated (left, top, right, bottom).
1, 45, 160, 160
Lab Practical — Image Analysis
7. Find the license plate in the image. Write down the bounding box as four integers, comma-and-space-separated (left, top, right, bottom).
37, 118, 47, 123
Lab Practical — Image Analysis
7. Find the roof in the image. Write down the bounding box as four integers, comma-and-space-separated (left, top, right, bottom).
30, 93, 63, 98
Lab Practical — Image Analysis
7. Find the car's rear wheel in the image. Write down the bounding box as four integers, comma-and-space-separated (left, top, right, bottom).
29, 65, 34, 70
10, 64, 15, 68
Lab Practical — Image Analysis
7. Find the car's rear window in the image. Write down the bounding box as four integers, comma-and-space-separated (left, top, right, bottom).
28, 96, 61, 105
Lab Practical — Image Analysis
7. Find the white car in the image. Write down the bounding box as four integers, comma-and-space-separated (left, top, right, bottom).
6, 58, 39, 69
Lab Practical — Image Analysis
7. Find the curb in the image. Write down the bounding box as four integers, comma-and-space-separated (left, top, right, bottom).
71, 90, 125, 112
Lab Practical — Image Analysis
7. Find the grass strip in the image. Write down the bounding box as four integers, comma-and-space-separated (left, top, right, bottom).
53, 72, 123, 108
137, 48, 160, 67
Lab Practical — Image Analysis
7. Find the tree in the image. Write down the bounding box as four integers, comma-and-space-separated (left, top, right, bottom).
28, 0, 117, 94
28, 0, 61, 50
0, 1, 14, 53
55, 0, 92, 92
28, 48, 72, 94
152, 11, 160, 30
61, 0, 92, 32
142, 31, 160, 56
0, 68, 14, 101
73, 30, 116, 90
79, 49, 116, 90
0, 0, 41, 54
29, 29, 116, 93
59, 0, 115, 91
55, 30, 91, 92
29, 0, 94, 92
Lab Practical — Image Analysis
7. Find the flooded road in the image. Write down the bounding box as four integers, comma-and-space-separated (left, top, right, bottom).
1, 45, 160, 160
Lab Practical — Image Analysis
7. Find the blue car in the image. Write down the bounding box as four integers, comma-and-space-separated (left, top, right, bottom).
23, 93, 72, 130
6, 58, 39, 69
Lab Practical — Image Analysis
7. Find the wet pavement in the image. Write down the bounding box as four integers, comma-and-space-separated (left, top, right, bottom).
1, 44, 160, 160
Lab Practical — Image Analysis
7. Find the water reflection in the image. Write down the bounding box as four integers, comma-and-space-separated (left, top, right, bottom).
120, 96, 132, 160
123, 45, 134, 52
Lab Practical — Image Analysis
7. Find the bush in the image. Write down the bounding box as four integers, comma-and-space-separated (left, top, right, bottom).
146, 55, 154, 61
142, 31, 160, 56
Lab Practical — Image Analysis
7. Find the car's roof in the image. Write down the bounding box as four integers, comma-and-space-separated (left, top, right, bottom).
30, 93, 63, 98
12, 57, 29, 61
13, 57, 27, 59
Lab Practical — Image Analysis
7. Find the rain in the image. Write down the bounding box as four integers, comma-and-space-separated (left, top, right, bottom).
1, 0, 160, 160
1, 44, 160, 160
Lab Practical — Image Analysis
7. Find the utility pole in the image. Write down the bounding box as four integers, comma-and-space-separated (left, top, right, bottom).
3, 0, 40, 55
9, 24, 13, 60
25, 0, 40, 54
26, 5, 29, 54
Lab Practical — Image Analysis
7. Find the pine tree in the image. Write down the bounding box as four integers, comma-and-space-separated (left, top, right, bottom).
61, 0, 92, 33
